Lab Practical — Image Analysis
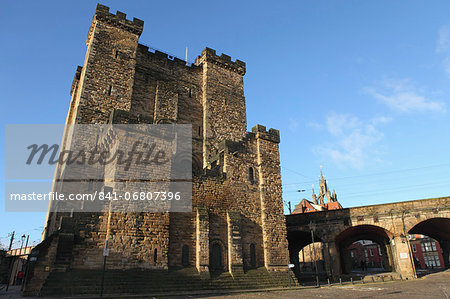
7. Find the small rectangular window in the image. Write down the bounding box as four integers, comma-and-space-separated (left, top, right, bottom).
436, 256, 441, 267
107, 85, 112, 96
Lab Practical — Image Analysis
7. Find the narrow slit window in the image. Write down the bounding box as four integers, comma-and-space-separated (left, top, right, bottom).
182, 245, 189, 267
249, 167, 255, 184
250, 243, 256, 268
107, 85, 112, 96
153, 248, 157, 263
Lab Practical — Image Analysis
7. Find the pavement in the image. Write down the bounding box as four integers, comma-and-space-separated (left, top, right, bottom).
0, 285, 21, 299
198, 270, 450, 299
1, 270, 449, 298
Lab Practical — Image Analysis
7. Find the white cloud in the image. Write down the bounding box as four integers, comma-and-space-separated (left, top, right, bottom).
314, 113, 389, 169
306, 121, 324, 130
437, 25, 450, 77
371, 116, 392, 126
437, 25, 450, 53
365, 79, 446, 113
288, 118, 299, 132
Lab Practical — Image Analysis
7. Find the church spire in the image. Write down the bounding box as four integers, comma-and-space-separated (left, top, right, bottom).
320, 165, 324, 181
312, 184, 317, 204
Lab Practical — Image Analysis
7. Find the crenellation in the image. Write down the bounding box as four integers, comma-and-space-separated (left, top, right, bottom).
195, 47, 246, 75
70, 66, 83, 96
139, 45, 197, 70
154, 49, 169, 60
252, 124, 266, 133
93, 4, 144, 36
252, 125, 280, 143
116, 11, 126, 20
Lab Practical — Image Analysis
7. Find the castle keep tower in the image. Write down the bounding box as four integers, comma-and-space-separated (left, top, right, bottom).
26, 4, 289, 295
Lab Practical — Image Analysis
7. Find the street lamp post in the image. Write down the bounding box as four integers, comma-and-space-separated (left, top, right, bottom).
20, 234, 26, 255
309, 221, 320, 286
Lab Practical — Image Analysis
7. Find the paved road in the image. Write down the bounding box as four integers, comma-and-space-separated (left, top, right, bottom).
1, 270, 448, 298
199, 270, 450, 299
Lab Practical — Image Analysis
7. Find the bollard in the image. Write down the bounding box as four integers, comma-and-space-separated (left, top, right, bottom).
339, 277, 342, 285
351, 277, 353, 284
327, 278, 330, 286
400, 274, 403, 281
361, 277, 364, 284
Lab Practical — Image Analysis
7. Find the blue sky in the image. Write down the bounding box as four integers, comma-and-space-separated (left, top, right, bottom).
1, 0, 449, 249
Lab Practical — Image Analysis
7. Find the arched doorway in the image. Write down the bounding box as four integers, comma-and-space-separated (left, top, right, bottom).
210, 243, 223, 271
250, 243, 256, 268
408, 217, 450, 274
335, 225, 394, 275
287, 230, 325, 282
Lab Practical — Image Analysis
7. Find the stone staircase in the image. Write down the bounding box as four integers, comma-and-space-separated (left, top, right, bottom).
53, 233, 75, 272
38, 267, 299, 297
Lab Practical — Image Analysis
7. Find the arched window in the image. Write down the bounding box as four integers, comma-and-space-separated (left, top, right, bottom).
182, 245, 189, 267
250, 243, 256, 268
153, 248, 158, 264
249, 167, 255, 184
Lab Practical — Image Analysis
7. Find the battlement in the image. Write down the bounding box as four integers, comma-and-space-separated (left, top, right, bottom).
195, 48, 246, 75
252, 125, 280, 143
87, 4, 144, 43
138, 44, 198, 70
70, 66, 83, 96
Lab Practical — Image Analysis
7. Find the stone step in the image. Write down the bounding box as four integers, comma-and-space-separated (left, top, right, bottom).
39, 268, 298, 296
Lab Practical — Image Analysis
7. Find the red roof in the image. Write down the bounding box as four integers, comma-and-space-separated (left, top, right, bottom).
292, 199, 343, 214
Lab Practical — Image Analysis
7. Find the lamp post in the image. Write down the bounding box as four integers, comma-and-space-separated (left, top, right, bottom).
20, 235, 26, 255
286, 190, 306, 214
309, 221, 320, 286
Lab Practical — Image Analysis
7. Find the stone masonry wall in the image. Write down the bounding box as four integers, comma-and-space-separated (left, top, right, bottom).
40, 4, 288, 278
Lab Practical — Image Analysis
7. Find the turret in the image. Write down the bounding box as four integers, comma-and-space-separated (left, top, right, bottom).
332, 188, 337, 202
72, 4, 143, 124
195, 48, 247, 165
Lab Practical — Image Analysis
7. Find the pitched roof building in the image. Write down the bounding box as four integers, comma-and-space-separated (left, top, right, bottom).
292, 169, 342, 214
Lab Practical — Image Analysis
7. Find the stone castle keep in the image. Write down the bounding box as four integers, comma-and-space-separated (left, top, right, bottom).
24, 4, 291, 295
